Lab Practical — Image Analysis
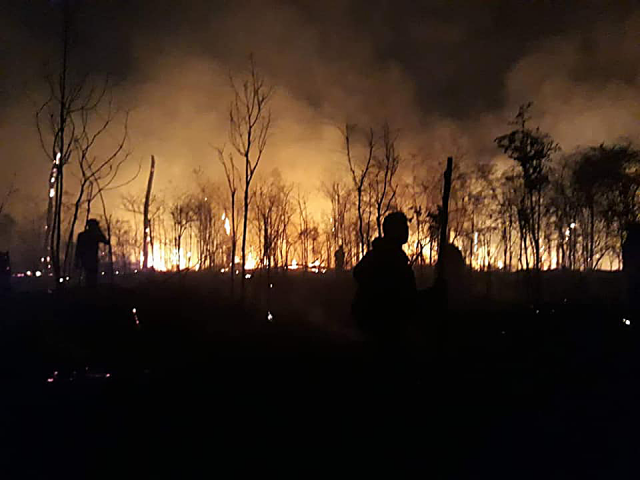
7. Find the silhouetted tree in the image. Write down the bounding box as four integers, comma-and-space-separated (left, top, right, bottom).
143, 156, 156, 271
62, 91, 131, 276
372, 122, 401, 237
580, 144, 640, 267
218, 147, 240, 291
170, 195, 196, 271
228, 55, 273, 296
495, 103, 559, 270
343, 124, 376, 259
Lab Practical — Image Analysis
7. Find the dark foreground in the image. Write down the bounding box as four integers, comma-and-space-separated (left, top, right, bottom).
1, 274, 639, 478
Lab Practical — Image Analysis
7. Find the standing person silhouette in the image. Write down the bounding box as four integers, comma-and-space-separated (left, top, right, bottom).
352, 212, 417, 340
623, 222, 640, 314
334, 245, 345, 273
75, 219, 109, 288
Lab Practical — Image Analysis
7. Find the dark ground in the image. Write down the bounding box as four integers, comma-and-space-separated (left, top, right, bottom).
1, 270, 639, 478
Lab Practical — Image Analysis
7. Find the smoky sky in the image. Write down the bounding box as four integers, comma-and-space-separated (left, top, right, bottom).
1, 0, 639, 219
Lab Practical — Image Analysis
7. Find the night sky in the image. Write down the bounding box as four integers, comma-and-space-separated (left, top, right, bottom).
1, 0, 639, 217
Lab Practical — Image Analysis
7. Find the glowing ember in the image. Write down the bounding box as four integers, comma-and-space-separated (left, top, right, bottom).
245, 273, 251, 279
267, 311, 274, 322
623, 318, 631, 326
35, 271, 42, 277
132, 307, 140, 326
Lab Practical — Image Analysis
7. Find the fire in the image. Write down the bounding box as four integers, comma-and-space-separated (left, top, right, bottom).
224, 217, 231, 236
244, 251, 258, 270
138, 243, 199, 271
289, 259, 299, 270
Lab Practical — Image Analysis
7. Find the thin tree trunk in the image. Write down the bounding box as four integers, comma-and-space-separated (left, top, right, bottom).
436, 157, 453, 282
143, 155, 155, 270
241, 176, 249, 296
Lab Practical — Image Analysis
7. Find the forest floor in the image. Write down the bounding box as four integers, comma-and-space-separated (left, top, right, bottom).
1, 271, 639, 478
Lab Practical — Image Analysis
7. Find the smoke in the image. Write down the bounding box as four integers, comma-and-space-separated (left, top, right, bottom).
505, 11, 640, 150
0, 0, 639, 224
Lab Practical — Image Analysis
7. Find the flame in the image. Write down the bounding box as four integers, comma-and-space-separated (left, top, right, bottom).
224, 217, 231, 236
139, 243, 199, 271
289, 259, 299, 270
244, 251, 258, 270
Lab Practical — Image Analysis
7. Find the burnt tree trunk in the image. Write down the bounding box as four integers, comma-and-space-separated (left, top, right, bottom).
143, 155, 155, 270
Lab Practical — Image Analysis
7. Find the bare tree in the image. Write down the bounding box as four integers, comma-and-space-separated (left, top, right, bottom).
296, 190, 311, 269
372, 122, 401, 237
228, 55, 274, 295
122, 192, 163, 268
322, 181, 350, 266
36, 0, 74, 285
61, 92, 130, 276
218, 147, 240, 292
35, 1, 134, 285
253, 172, 293, 274
169, 195, 196, 271
343, 123, 376, 259
143, 156, 156, 271
192, 171, 224, 270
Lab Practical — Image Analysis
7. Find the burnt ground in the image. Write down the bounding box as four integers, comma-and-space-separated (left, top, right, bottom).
1, 271, 639, 478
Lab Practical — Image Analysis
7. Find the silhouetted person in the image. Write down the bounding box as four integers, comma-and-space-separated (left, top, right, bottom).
0, 251, 10, 293
352, 212, 416, 340
75, 219, 108, 288
334, 245, 345, 273
623, 222, 640, 313
433, 242, 466, 307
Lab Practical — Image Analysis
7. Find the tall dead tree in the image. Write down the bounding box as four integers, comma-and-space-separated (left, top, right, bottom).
36, 0, 73, 285
436, 157, 454, 282
218, 147, 239, 293
373, 122, 401, 237
143, 155, 156, 270
170, 195, 196, 271
343, 124, 376, 259
228, 55, 273, 295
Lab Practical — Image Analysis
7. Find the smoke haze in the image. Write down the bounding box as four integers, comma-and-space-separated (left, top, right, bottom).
1, 0, 639, 225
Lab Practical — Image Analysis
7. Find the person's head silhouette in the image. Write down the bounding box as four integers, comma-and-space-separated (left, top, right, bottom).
627, 222, 640, 243
383, 212, 409, 247
86, 219, 100, 231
